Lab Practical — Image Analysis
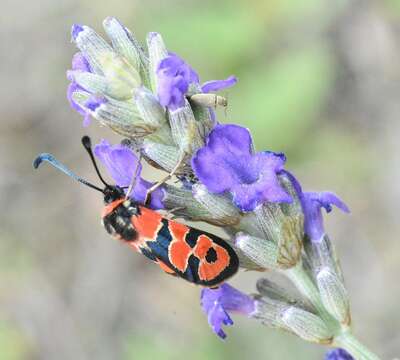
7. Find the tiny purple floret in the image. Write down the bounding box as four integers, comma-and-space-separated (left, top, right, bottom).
156, 53, 199, 111
192, 124, 291, 212
71, 24, 84, 41
201, 283, 255, 339
325, 348, 354, 360
303, 191, 350, 242
94, 140, 164, 210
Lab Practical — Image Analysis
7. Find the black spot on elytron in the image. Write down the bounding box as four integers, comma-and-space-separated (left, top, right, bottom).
205, 247, 218, 263
184, 230, 198, 248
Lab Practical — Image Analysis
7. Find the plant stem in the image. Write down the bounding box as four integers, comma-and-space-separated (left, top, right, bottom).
285, 262, 381, 359
335, 331, 381, 360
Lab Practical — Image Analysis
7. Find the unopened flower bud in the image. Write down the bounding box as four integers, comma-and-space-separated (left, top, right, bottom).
142, 140, 181, 173
233, 171, 304, 268
192, 184, 240, 226
251, 297, 292, 331
134, 87, 167, 129
190, 103, 215, 136
256, 278, 310, 310
243, 204, 303, 269
162, 184, 213, 221
235, 232, 280, 270
316, 267, 350, 326
98, 52, 141, 99
69, 71, 108, 96
169, 101, 205, 153
71, 24, 113, 74
304, 234, 344, 282
74, 94, 152, 138
280, 306, 333, 344
102, 17, 147, 74
147, 32, 168, 92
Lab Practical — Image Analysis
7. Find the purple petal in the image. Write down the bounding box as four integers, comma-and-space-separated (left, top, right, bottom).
192, 124, 253, 193
231, 154, 292, 211
71, 52, 91, 73
312, 192, 350, 214
131, 177, 164, 210
231, 151, 291, 211
207, 303, 232, 339
280, 170, 304, 203
192, 125, 251, 193
94, 140, 141, 187
201, 75, 237, 93
325, 348, 354, 360
81, 94, 107, 128
94, 140, 164, 210
82, 112, 91, 128
85, 95, 107, 112
156, 53, 199, 110
71, 24, 84, 41
200, 284, 255, 339
192, 125, 290, 211
303, 191, 349, 242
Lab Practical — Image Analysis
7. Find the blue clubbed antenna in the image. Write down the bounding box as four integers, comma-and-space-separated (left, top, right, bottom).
33, 136, 105, 193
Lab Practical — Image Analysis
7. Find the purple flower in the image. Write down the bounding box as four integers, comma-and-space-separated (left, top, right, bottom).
192, 124, 291, 212
156, 53, 199, 111
94, 140, 164, 209
156, 53, 237, 110
71, 24, 84, 41
325, 348, 354, 360
67, 52, 92, 127
201, 283, 255, 339
303, 191, 350, 242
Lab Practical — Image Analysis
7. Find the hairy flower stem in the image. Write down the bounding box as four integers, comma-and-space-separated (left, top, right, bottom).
285, 261, 336, 328
335, 331, 380, 360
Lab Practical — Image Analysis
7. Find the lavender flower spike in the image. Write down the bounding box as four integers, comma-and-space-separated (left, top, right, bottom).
201, 283, 255, 339
192, 124, 292, 212
325, 348, 354, 360
94, 140, 164, 209
303, 192, 350, 242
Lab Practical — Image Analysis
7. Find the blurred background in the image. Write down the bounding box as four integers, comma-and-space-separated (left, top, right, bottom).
1, 0, 399, 359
